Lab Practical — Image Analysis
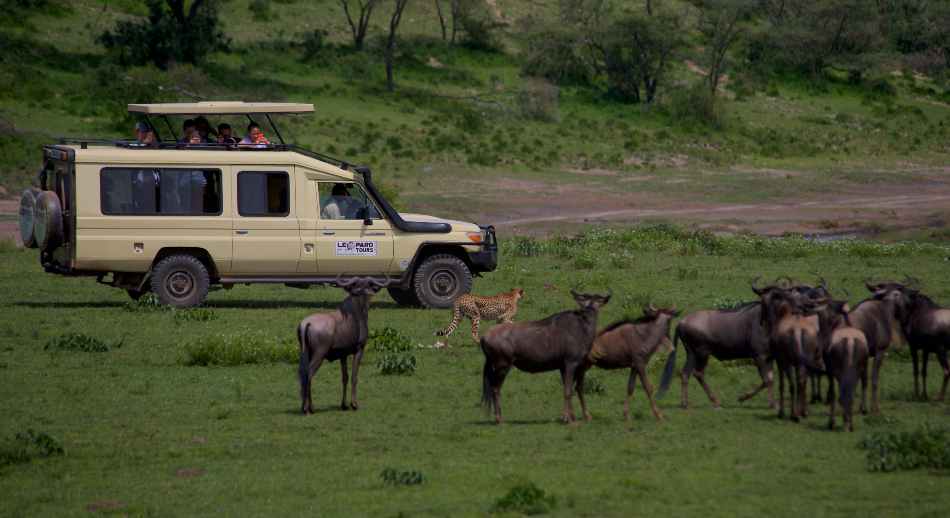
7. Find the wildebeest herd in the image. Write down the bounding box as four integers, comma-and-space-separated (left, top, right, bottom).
297, 275, 949, 431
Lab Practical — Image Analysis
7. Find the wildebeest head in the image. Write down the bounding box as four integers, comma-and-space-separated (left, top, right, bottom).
802, 296, 852, 326
642, 304, 681, 319
570, 289, 612, 311
335, 275, 390, 297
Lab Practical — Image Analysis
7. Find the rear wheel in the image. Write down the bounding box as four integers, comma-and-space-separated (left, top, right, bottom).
33, 190, 63, 251
412, 254, 472, 309
18, 189, 38, 248
150, 255, 210, 308
387, 286, 421, 307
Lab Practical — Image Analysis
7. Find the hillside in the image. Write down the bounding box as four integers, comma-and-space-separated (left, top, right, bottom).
1, 0, 948, 238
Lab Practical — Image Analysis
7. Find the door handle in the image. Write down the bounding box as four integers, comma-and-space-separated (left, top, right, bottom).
365, 232, 386, 236
322, 231, 336, 235
235, 230, 249, 235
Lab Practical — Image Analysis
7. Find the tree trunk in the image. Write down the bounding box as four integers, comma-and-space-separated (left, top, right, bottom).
435, 0, 447, 41
385, 0, 411, 92
450, 0, 460, 44
340, 0, 378, 50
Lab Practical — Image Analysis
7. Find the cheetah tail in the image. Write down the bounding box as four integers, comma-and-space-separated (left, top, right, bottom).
436, 301, 462, 337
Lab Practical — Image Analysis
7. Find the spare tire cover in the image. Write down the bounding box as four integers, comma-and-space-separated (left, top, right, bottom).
34, 190, 64, 251
18, 189, 38, 248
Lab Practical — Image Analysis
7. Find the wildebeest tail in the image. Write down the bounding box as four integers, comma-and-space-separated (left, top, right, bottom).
795, 328, 826, 374
480, 338, 495, 412
657, 327, 679, 398
298, 323, 311, 386
436, 300, 462, 337
839, 339, 857, 411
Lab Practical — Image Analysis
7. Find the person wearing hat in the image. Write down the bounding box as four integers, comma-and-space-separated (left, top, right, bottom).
133, 122, 158, 148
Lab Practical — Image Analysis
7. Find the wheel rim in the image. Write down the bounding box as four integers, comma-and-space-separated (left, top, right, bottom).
429, 268, 458, 298
166, 270, 195, 299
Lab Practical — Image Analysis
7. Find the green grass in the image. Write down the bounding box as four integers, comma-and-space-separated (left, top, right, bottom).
2, 230, 950, 516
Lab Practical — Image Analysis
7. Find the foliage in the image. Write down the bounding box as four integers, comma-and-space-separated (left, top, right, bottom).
370, 326, 415, 353
520, 26, 592, 86
860, 424, 950, 472
0, 429, 64, 467
517, 79, 559, 122
455, 0, 505, 51
376, 353, 417, 375
98, 0, 229, 68
45, 333, 122, 353
249, 0, 272, 22
380, 467, 425, 486
124, 292, 165, 312
181, 333, 296, 366
581, 375, 606, 396
668, 82, 725, 129
173, 307, 217, 323
491, 482, 557, 515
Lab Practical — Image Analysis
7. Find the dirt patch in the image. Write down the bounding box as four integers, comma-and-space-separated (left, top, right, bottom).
566, 168, 619, 177
731, 166, 802, 178
86, 500, 125, 512
175, 467, 206, 479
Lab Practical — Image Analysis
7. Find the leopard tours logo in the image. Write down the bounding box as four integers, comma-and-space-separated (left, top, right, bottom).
335, 240, 378, 256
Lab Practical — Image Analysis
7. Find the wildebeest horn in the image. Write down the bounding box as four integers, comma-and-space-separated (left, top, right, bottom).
864, 279, 878, 292
570, 288, 580, 298
902, 275, 921, 289
817, 276, 828, 290
335, 274, 356, 288
648, 303, 658, 312
751, 276, 765, 295
606, 288, 613, 298
775, 276, 793, 289
841, 287, 850, 300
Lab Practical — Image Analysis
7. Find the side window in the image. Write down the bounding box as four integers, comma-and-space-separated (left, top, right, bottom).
238, 171, 289, 217
318, 182, 381, 220
100, 167, 222, 215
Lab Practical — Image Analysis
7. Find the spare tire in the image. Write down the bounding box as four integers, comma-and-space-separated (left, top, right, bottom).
34, 190, 64, 251
18, 189, 38, 248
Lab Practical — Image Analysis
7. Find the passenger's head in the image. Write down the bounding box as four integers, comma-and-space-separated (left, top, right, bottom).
217, 123, 232, 139
135, 121, 153, 142
195, 116, 212, 137
331, 183, 349, 197
247, 122, 264, 142
182, 119, 196, 137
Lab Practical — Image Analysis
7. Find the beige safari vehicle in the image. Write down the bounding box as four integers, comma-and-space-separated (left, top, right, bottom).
18, 102, 497, 308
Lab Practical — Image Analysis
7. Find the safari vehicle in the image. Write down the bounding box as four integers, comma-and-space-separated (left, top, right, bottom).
18, 102, 497, 308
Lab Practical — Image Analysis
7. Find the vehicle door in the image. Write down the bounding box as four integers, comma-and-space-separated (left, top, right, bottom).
314, 181, 394, 274
231, 167, 301, 274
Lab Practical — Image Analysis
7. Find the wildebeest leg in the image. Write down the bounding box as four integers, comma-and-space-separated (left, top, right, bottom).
910, 345, 920, 400
739, 357, 775, 409
777, 365, 785, 419
921, 349, 930, 401
680, 350, 696, 409
693, 356, 720, 408
491, 364, 511, 424
811, 373, 822, 404
340, 356, 349, 410
827, 378, 836, 431
574, 367, 592, 422
790, 366, 802, 422
350, 348, 364, 410
870, 352, 884, 415
637, 363, 664, 421
560, 364, 578, 423
624, 368, 638, 421
936, 348, 949, 402
798, 366, 809, 419
304, 355, 325, 415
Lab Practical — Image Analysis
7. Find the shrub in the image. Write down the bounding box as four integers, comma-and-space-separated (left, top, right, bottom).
712, 296, 749, 310
45, 333, 122, 353
173, 307, 217, 323
582, 375, 607, 396
860, 424, 950, 472
249, 0, 272, 21
124, 293, 164, 312
668, 82, 724, 130
456, 0, 504, 51
380, 467, 425, 486
517, 79, 559, 122
370, 327, 415, 353
0, 429, 64, 467
521, 27, 591, 86
508, 236, 543, 257
377, 353, 417, 375
492, 482, 557, 515
181, 333, 296, 366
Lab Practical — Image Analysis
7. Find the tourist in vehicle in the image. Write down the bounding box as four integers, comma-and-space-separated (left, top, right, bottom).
321, 183, 361, 220
195, 116, 215, 142
239, 122, 270, 147
179, 119, 197, 143
217, 123, 238, 145
133, 122, 158, 148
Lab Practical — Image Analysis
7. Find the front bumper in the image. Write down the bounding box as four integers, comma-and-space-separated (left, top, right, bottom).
468, 225, 498, 273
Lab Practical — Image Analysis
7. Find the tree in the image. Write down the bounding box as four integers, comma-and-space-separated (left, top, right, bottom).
98, 0, 227, 68
697, 0, 752, 95
339, 0, 379, 50
592, 12, 685, 103
384, 0, 411, 92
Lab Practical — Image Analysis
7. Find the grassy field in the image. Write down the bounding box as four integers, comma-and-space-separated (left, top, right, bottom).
2, 229, 950, 516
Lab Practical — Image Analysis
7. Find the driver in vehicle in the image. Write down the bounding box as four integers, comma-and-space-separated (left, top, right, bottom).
321, 183, 361, 220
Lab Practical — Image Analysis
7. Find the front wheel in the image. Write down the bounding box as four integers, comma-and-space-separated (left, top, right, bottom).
412, 254, 472, 309
150, 255, 210, 308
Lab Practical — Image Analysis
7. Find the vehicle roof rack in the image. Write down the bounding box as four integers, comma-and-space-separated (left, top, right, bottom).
127, 101, 314, 115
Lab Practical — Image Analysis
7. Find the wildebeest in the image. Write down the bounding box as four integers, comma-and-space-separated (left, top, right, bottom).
805, 298, 869, 431
877, 284, 950, 401
297, 276, 389, 415
789, 278, 831, 404
752, 279, 820, 421
658, 300, 774, 410
480, 289, 611, 424
844, 280, 905, 414
585, 305, 680, 422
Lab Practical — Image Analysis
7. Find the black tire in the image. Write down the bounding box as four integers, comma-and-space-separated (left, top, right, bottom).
387, 286, 421, 307
18, 189, 38, 248
150, 255, 210, 308
412, 254, 473, 309
33, 190, 63, 251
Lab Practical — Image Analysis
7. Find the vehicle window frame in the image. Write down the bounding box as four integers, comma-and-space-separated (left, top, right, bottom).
237, 170, 291, 218
99, 166, 224, 216
317, 181, 383, 221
